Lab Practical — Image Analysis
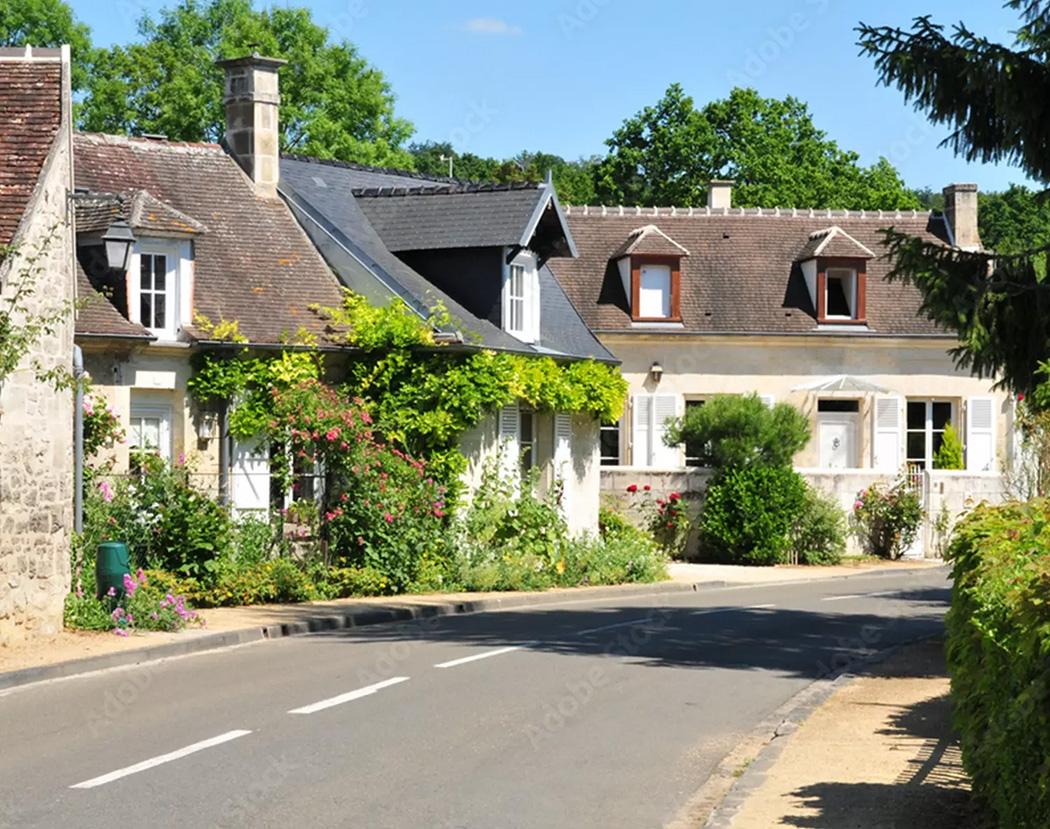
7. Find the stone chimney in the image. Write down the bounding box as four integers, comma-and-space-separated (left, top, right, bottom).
707, 179, 733, 210
217, 54, 287, 199
942, 183, 980, 250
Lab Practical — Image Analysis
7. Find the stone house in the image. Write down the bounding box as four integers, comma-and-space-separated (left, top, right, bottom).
72, 56, 609, 535
0, 46, 76, 641
551, 181, 1010, 553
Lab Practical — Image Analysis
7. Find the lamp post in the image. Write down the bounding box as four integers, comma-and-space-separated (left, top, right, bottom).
650, 361, 664, 384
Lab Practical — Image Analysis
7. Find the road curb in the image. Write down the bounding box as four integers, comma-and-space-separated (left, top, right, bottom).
668, 633, 942, 829
0, 564, 944, 693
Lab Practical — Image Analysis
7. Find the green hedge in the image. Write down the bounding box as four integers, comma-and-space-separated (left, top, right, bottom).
945, 500, 1050, 827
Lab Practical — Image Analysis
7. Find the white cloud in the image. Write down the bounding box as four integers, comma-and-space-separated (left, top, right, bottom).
462, 17, 523, 36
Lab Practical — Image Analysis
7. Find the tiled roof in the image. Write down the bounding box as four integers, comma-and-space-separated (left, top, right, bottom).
353, 185, 550, 252
795, 225, 875, 261
281, 154, 457, 191
611, 224, 690, 259
0, 62, 61, 250
74, 133, 342, 344
75, 261, 152, 339
554, 207, 953, 336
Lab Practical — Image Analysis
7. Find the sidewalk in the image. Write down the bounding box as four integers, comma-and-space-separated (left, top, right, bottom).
0, 558, 944, 688
713, 638, 978, 828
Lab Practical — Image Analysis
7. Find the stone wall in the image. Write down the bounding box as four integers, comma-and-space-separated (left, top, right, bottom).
0, 69, 75, 642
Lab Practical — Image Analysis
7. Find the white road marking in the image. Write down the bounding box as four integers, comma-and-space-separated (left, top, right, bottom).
746, 603, 777, 610
70, 730, 252, 789
577, 618, 651, 636
822, 590, 900, 602
434, 646, 523, 668
288, 676, 409, 714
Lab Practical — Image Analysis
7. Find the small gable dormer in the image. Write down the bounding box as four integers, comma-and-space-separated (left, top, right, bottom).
612, 225, 689, 322
795, 226, 873, 325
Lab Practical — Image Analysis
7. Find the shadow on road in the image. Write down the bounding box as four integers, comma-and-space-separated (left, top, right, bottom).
284, 584, 951, 680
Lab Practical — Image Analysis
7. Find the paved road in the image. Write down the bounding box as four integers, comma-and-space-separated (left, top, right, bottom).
0, 568, 950, 829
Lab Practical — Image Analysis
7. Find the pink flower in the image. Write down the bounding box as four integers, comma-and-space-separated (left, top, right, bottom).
98, 480, 114, 503
82, 400, 94, 416
326, 428, 340, 442
113, 628, 129, 637
384, 512, 394, 524
176, 452, 186, 466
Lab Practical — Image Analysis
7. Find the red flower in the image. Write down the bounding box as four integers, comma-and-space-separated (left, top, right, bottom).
626, 484, 638, 493
669, 492, 681, 501
1018, 393, 1026, 402
383, 512, 394, 523
643, 484, 651, 492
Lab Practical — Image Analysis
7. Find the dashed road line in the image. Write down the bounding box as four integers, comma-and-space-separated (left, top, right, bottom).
822, 590, 900, 602
288, 676, 410, 714
434, 646, 523, 668
70, 729, 252, 789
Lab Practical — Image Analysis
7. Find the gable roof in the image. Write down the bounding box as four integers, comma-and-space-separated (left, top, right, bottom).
0, 55, 62, 251
795, 225, 875, 261
73, 190, 207, 237
73, 133, 342, 344
75, 261, 153, 339
280, 156, 613, 362
555, 206, 953, 337
611, 224, 690, 259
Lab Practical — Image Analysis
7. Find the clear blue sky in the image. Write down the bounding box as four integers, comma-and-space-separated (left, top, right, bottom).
71, 0, 1034, 192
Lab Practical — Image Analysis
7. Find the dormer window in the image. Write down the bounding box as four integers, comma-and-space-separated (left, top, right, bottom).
796, 227, 873, 326
612, 225, 689, 323
130, 238, 192, 341
632, 256, 680, 321
502, 248, 539, 343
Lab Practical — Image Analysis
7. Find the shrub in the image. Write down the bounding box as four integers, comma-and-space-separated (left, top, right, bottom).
698, 466, 808, 565
945, 500, 1050, 827
790, 486, 846, 565
664, 393, 810, 471
934, 422, 964, 470
82, 393, 124, 459
64, 570, 202, 635
199, 558, 317, 607
850, 481, 923, 559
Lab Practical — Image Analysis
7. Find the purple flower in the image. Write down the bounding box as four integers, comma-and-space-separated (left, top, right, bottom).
106, 586, 116, 598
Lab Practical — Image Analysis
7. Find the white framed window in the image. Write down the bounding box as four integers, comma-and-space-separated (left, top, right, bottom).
600, 420, 621, 466
632, 393, 680, 468
824, 267, 857, 319
129, 404, 172, 461
519, 408, 536, 479
130, 239, 188, 340
906, 399, 955, 469
638, 264, 672, 319
502, 250, 539, 343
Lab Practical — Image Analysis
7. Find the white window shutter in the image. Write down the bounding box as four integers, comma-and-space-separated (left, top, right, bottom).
872, 396, 902, 470
632, 395, 653, 467
231, 436, 270, 515
554, 413, 573, 515
651, 394, 681, 468
966, 397, 996, 472
499, 404, 520, 480
758, 394, 775, 408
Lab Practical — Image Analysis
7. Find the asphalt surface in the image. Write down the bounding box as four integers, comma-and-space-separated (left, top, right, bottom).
0, 568, 951, 829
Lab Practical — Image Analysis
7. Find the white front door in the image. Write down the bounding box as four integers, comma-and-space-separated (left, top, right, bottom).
819, 415, 857, 469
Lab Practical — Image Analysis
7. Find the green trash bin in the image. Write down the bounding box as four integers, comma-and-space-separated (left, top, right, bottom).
96, 541, 131, 600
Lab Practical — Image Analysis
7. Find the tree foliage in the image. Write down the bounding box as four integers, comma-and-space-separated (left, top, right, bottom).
664, 393, 811, 472
859, 4, 1050, 400
0, 0, 92, 90
79, 0, 413, 165
979, 185, 1050, 254
593, 85, 919, 209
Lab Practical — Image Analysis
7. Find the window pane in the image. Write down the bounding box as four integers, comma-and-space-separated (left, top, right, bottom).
931, 402, 952, 430
141, 255, 153, 290
931, 431, 945, 457
906, 431, 926, 461
825, 275, 851, 317
818, 399, 860, 413
153, 256, 166, 291
638, 265, 671, 318
140, 294, 153, 328
907, 401, 926, 430
154, 294, 166, 330
600, 424, 620, 466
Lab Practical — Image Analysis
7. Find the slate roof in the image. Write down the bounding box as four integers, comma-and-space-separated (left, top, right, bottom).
555, 206, 953, 336
353, 184, 561, 253
0, 60, 62, 251
73, 133, 342, 343
280, 156, 614, 361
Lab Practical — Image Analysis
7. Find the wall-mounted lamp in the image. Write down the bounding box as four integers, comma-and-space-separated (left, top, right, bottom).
102, 219, 136, 272
650, 361, 664, 384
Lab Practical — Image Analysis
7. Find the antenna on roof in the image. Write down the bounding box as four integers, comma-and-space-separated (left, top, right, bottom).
439, 153, 455, 178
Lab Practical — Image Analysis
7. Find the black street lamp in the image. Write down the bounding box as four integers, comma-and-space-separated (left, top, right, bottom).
102, 219, 136, 271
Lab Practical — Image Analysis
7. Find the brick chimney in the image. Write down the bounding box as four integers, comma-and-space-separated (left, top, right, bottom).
217, 54, 287, 199
707, 179, 733, 210
942, 183, 980, 250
